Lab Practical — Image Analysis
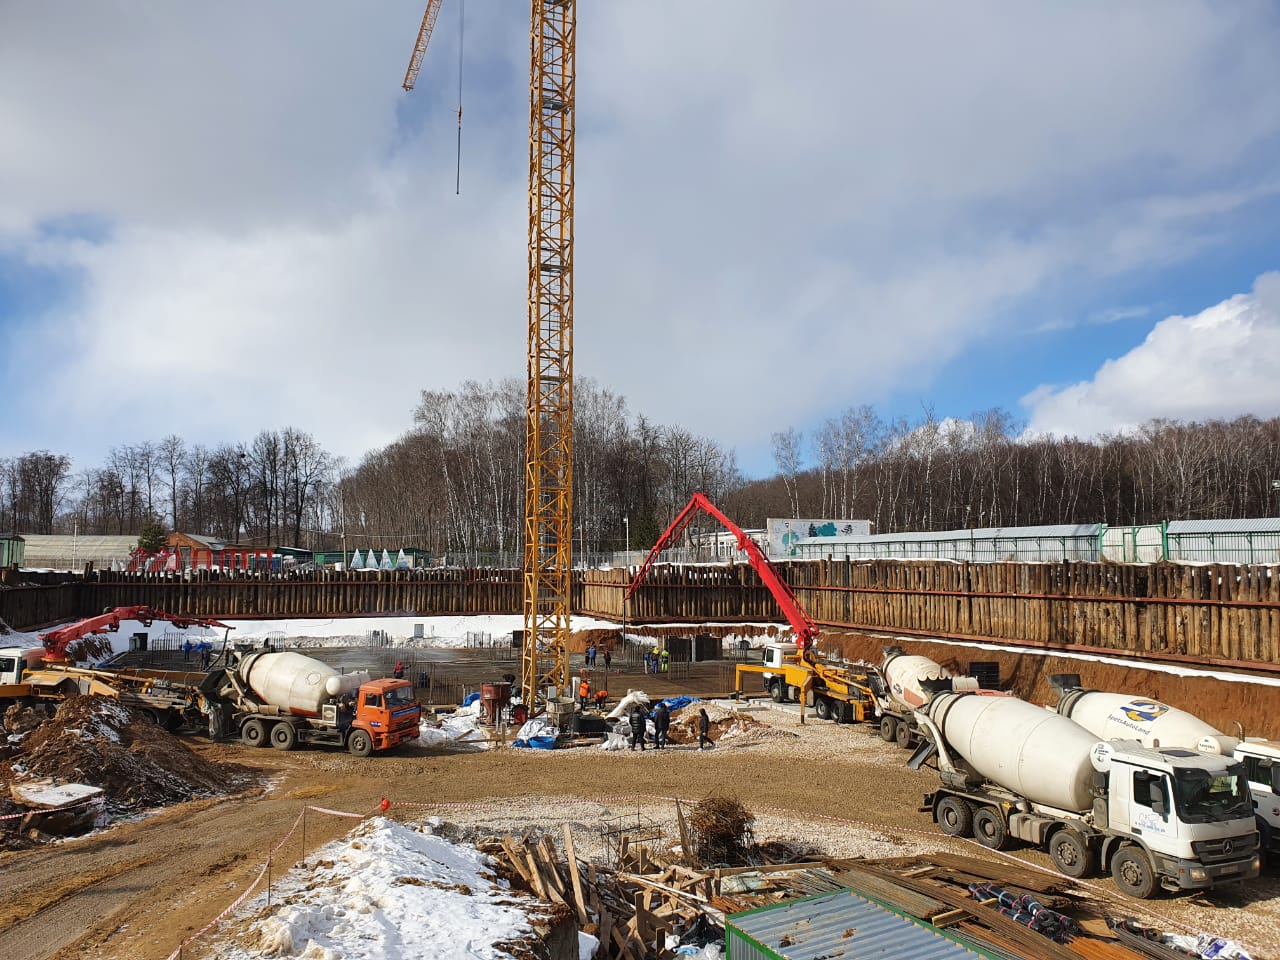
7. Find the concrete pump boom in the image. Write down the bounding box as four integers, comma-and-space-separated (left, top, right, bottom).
625, 493, 819, 651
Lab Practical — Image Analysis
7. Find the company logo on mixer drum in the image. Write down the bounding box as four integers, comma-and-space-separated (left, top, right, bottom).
1122, 700, 1169, 723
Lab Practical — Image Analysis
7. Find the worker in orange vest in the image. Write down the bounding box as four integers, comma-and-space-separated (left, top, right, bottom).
578, 676, 591, 710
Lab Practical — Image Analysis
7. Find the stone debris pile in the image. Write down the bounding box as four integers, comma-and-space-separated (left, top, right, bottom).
1, 694, 254, 848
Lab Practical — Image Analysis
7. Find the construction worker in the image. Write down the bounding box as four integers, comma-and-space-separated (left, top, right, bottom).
653, 702, 670, 749
659, 648, 670, 673
593, 688, 609, 709
628, 705, 648, 751
578, 675, 591, 710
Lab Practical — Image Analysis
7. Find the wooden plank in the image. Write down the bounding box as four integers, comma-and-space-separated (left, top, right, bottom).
500, 837, 534, 886
610, 920, 637, 960
588, 862, 602, 917
712, 860, 829, 876
523, 850, 551, 902
675, 799, 695, 868
616, 872, 709, 905
563, 823, 589, 925
597, 906, 612, 957
539, 835, 568, 897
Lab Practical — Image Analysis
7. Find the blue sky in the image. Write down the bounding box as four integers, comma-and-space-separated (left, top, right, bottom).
2, 1, 1280, 479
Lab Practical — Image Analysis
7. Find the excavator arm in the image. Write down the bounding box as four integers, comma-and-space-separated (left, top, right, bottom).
625, 493, 819, 651
39, 606, 233, 661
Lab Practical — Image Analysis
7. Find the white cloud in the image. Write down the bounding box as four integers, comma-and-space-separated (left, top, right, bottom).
1022, 272, 1280, 438
2, 2, 1280, 472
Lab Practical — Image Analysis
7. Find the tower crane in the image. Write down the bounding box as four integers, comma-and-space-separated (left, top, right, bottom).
403, 1, 577, 711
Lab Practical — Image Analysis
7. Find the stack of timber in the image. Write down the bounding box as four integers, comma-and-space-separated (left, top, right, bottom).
486, 819, 1186, 960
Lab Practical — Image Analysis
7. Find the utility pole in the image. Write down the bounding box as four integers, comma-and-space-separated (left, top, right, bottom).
622, 514, 630, 645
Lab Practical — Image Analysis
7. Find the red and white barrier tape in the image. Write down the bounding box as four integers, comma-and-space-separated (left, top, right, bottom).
165, 804, 366, 960
0, 795, 104, 821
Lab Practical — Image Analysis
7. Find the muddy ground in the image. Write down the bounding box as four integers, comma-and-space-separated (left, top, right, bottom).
0, 629, 1276, 960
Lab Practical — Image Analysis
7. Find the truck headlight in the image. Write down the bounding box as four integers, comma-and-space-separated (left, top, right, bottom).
1189, 868, 1206, 881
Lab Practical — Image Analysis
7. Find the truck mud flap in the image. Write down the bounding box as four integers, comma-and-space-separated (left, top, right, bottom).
907, 739, 936, 770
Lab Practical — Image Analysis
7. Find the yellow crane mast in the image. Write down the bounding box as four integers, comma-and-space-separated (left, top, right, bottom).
403, 1, 577, 711
522, 0, 576, 710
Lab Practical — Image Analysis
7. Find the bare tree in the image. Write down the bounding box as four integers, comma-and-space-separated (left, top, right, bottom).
771, 428, 804, 518
159, 435, 186, 530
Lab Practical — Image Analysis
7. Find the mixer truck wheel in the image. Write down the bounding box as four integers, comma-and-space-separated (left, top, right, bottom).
935, 797, 972, 837
270, 722, 297, 752
815, 698, 830, 720
880, 716, 898, 742
895, 721, 913, 749
972, 807, 1008, 850
348, 729, 373, 758
1048, 829, 1094, 879
769, 680, 785, 703
241, 718, 269, 748
1110, 845, 1156, 899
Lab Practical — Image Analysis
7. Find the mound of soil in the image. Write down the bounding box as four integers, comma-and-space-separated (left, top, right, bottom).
2, 695, 255, 813
666, 703, 782, 746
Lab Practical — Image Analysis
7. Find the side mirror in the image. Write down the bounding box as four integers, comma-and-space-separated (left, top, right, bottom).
1269, 765, 1280, 795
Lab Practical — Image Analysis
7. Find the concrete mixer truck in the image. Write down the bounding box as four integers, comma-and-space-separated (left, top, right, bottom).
1051, 676, 1280, 864
200, 650, 420, 757
912, 691, 1260, 897
870, 646, 996, 749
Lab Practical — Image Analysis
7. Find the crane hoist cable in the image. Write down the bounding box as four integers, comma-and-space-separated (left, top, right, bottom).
401, 0, 465, 194
455, 0, 465, 194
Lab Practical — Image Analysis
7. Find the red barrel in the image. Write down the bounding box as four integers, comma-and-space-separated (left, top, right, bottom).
480, 681, 512, 723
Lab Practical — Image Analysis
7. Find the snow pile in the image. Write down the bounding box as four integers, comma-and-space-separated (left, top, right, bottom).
215, 817, 552, 960
220, 613, 622, 651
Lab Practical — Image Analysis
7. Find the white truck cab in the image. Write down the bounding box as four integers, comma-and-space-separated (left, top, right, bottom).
0, 647, 40, 686
1233, 739, 1280, 854
1090, 741, 1260, 889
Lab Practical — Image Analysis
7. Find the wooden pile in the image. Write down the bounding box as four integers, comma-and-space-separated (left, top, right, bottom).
489, 816, 1176, 960
492, 821, 717, 960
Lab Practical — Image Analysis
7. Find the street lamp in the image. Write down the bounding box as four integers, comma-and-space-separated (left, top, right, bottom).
621, 515, 630, 648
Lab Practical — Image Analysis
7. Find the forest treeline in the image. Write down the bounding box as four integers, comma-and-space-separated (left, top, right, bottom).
3, 381, 1279, 558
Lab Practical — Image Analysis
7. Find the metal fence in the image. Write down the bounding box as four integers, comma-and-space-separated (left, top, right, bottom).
793, 518, 1280, 565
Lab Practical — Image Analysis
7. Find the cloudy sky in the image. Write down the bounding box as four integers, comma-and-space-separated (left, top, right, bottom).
2, 1, 1279, 478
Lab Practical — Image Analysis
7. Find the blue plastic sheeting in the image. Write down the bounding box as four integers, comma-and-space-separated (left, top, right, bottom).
462, 691, 481, 707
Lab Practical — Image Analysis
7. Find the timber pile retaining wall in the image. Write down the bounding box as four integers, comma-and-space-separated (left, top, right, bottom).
1, 560, 1277, 673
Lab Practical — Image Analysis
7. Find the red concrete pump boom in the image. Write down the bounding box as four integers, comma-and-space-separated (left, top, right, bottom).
38, 606, 233, 661
625, 493, 819, 651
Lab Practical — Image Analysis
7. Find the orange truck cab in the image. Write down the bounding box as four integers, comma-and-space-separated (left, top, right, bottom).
352, 678, 422, 754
